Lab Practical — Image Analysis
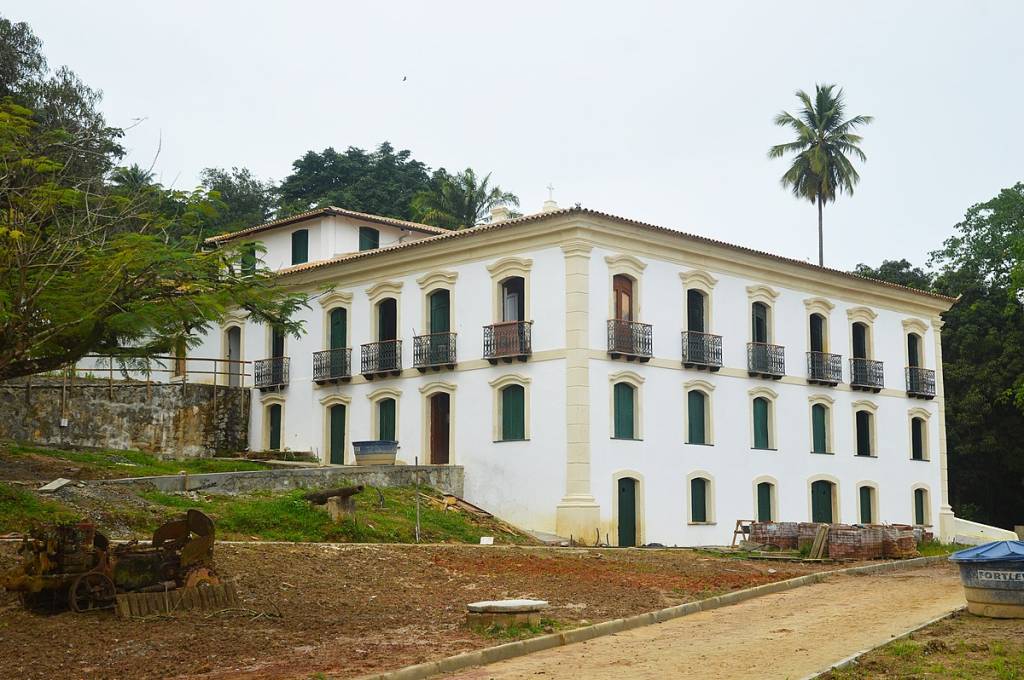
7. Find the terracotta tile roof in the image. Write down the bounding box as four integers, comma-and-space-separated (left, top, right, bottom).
277, 206, 958, 305
203, 206, 449, 244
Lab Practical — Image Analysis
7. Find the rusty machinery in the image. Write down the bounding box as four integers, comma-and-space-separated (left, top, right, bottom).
1, 509, 236, 615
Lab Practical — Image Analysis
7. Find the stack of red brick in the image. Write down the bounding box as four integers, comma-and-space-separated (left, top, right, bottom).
748, 521, 799, 549
748, 521, 921, 560
828, 525, 884, 560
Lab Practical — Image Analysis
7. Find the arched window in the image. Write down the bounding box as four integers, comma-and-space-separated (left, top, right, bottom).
811, 403, 829, 453
752, 396, 772, 449
811, 479, 836, 523
858, 485, 876, 524
687, 289, 707, 333
752, 302, 770, 344
500, 276, 525, 322
687, 390, 709, 445
809, 313, 826, 352
612, 274, 635, 321
855, 410, 873, 456
852, 321, 870, 359
756, 481, 775, 522
690, 477, 710, 523
377, 397, 397, 441
500, 384, 525, 441
359, 227, 380, 251
914, 488, 930, 525
911, 417, 926, 460
613, 382, 637, 439
291, 229, 308, 265
907, 333, 922, 368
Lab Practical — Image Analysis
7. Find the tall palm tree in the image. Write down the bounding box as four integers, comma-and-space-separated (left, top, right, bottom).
110, 163, 156, 193
412, 168, 519, 230
768, 84, 872, 266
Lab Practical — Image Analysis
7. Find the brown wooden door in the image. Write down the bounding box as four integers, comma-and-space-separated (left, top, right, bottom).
430, 393, 450, 464
613, 275, 633, 321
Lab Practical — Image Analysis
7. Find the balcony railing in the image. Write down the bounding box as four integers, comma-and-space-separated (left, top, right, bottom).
681, 331, 722, 371
413, 332, 457, 370
484, 321, 532, 363
607, 320, 652, 361
747, 342, 785, 379
850, 358, 884, 392
807, 351, 842, 386
313, 348, 351, 384
361, 339, 402, 378
906, 366, 936, 399
254, 357, 289, 391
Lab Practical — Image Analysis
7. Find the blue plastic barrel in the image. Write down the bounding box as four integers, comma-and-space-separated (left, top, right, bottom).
351, 440, 398, 465
949, 541, 1024, 618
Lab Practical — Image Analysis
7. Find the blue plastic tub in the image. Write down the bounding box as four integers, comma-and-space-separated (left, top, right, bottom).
949, 541, 1024, 618
351, 440, 398, 465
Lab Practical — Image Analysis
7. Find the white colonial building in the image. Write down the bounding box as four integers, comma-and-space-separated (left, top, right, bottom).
186, 202, 959, 546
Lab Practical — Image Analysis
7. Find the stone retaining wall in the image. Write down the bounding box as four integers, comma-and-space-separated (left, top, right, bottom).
93, 465, 464, 497
0, 379, 248, 458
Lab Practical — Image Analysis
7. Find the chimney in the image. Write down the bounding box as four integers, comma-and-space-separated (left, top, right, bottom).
490, 205, 511, 223
542, 183, 558, 212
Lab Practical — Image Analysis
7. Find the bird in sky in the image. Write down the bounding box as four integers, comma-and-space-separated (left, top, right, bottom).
402, 76, 407, 82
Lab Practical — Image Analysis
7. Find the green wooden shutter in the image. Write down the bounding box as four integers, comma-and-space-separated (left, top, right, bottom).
811, 481, 832, 523
378, 398, 396, 441
752, 303, 768, 343
271, 327, 285, 358
687, 391, 706, 444
915, 489, 926, 525
911, 418, 924, 460
859, 486, 873, 524
757, 483, 772, 522
811, 404, 827, 453
291, 229, 308, 265
753, 398, 769, 449
268, 404, 281, 450
330, 308, 347, 349
329, 404, 346, 465
359, 227, 379, 251
614, 383, 635, 439
690, 478, 707, 523
907, 334, 921, 367
856, 411, 872, 456
501, 385, 525, 441
429, 290, 450, 333
853, 324, 868, 359
810, 314, 824, 352
686, 290, 705, 332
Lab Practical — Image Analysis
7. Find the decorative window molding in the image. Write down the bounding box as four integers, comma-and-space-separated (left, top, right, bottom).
317, 290, 353, 309
261, 396, 285, 452
489, 373, 531, 441
681, 271, 717, 333
856, 480, 880, 524
366, 281, 404, 305
803, 297, 835, 314
319, 292, 352, 350
683, 379, 715, 446
807, 474, 841, 524
222, 309, 249, 325
419, 381, 456, 465
416, 270, 459, 291
680, 270, 718, 291
901, 318, 929, 335
686, 470, 716, 525
852, 398, 879, 413
908, 407, 931, 461
911, 484, 932, 526
367, 387, 402, 441
748, 385, 779, 400
416, 271, 457, 334
808, 394, 835, 454
805, 298, 834, 353
852, 400, 878, 457
846, 306, 878, 323
609, 371, 644, 440
604, 254, 647, 277
747, 286, 778, 343
746, 284, 780, 305
366, 281, 402, 343
488, 257, 533, 322
319, 393, 351, 465
605, 254, 646, 321
748, 386, 778, 450
751, 475, 779, 523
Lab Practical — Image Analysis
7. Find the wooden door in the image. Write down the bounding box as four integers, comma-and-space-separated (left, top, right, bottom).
429, 393, 450, 464
907, 333, 921, 367
613, 275, 633, 321
752, 303, 769, 343
860, 486, 873, 524
757, 482, 773, 522
329, 404, 346, 465
811, 480, 833, 523
225, 327, 241, 387
686, 290, 705, 333
617, 478, 637, 547
268, 404, 282, 451
810, 314, 825, 352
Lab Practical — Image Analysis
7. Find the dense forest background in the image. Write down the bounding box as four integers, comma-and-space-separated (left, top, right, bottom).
2, 15, 1022, 529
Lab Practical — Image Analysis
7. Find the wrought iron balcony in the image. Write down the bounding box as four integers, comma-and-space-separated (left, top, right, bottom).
607, 320, 652, 361
681, 331, 722, 371
484, 321, 532, 363
254, 357, 289, 391
413, 332, 457, 371
747, 342, 785, 379
850, 358, 884, 392
361, 339, 402, 378
807, 351, 842, 386
906, 366, 936, 399
313, 348, 351, 384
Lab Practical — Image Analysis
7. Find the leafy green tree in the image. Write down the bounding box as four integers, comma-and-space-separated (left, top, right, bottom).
277, 142, 430, 220
199, 166, 276, 238
768, 84, 873, 266
411, 168, 519, 230
852, 259, 934, 291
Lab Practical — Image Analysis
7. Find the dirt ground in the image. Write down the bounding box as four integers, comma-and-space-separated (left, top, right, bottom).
447, 563, 965, 680
0, 542, 839, 680
821, 608, 1024, 679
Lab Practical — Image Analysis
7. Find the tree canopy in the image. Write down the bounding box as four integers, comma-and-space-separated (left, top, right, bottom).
769, 84, 872, 266
411, 168, 520, 229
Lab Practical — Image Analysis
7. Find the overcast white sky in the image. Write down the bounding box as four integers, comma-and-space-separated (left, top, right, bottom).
7, 1, 1023, 270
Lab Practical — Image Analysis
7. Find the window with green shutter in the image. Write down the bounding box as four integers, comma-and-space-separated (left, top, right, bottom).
856, 410, 872, 456
811, 404, 828, 453
687, 390, 706, 444
753, 397, 770, 449
291, 229, 308, 265
690, 478, 708, 523
911, 417, 925, 460
757, 482, 773, 522
267, 404, 282, 450
914, 488, 927, 525
501, 385, 525, 441
859, 486, 873, 524
613, 382, 635, 439
378, 398, 396, 441
359, 227, 380, 251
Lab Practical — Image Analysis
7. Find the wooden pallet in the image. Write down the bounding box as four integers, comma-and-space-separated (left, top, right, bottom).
115, 582, 240, 618
809, 524, 830, 559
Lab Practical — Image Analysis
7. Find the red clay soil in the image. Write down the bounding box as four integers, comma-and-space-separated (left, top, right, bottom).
0, 542, 841, 680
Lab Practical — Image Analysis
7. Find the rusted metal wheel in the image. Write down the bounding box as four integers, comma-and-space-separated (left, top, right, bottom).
69, 572, 115, 613
184, 566, 220, 588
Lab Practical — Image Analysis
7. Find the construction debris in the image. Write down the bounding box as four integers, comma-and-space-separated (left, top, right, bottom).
37, 477, 73, 493
748, 521, 923, 561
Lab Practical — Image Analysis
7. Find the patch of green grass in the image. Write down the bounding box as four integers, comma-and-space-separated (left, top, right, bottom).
6, 444, 269, 478
475, 618, 565, 641
918, 539, 963, 557
138, 486, 534, 544
0, 482, 79, 532
886, 640, 922, 659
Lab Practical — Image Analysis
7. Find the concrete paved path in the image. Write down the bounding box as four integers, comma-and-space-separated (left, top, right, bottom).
447, 563, 965, 680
